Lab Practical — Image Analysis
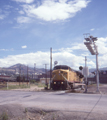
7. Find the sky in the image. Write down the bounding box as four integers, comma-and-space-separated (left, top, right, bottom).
0, 0, 107, 70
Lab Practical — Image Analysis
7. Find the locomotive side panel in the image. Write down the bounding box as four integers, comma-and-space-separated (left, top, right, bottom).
69, 71, 77, 82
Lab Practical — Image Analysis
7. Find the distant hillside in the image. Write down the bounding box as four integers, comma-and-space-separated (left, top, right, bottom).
89, 67, 107, 73
89, 68, 96, 72
0, 63, 46, 74
1, 63, 107, 75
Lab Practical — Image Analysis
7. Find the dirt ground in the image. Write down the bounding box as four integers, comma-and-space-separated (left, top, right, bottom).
11, 83, 107, 94
85, 84, 107, 94
0, 84, 107, 120
0, 104, 107, 120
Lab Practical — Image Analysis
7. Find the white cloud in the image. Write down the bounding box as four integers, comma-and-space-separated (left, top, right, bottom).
71, 43, 87, 50
0, 9, 6, 20
81, 36, 107, 68
87, 60, 95, 68
99, 54, 107, 68
12, 0, 34, 3
1, 37, 107, 69
22, 45, 27, 48
57, 48, 73, 52
0, 38, 107, 69
71, 37, 107, 55
16, 16, 31, 23
4, 5, 13, 10
0, 51, 51, 68
0, 15, 6, 20
0, 49, 8, 51
96, 37, 107, 54
22, 0, 90, 21
0, 48, 14, 51
0, 9, 10, 20
19, 10, 25, 14
90, 28, 95, 31
0, 50, 95, 69
53, 51, 86, 68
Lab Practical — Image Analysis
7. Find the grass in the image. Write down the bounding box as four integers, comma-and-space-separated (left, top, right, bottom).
38, 83, 46, 88
39, 110, 46, 116
0, 83, 30, 90
51, 113, 56, 120
0, 82, 46, 90
0, 112, 9, 120
31, 82, 46, 88
88, 83, 102, 87
24, 108, 28, 113
8, 85, 29, 89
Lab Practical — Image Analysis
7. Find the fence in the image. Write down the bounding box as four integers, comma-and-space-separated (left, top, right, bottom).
0, 81, 30, 90
0, 81, 7, 88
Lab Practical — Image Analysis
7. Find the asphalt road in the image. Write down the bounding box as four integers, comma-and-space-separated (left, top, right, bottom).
0, 90, 107, 120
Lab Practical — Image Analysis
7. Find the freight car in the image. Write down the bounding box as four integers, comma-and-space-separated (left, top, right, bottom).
51, 65, 84, 90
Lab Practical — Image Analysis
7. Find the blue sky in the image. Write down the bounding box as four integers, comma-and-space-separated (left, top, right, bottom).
0, 0, 107, 69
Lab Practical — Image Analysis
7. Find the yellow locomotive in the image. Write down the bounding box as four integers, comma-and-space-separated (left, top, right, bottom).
51, 65, 84, 90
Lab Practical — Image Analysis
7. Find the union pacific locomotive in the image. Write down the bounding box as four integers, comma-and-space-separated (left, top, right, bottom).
51, 65, 84, 90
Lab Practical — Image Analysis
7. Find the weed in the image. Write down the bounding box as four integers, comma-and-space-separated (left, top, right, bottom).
51, 114, 56, 120
38, 83, 45, 88
51, 114, 57, 120
8, 85, 29, 89
24, 108, 28, 113
40, 110, 46, 116
0, 112, 9, 120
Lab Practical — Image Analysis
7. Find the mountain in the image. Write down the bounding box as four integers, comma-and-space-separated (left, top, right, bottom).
0, 63, 46, 75
89, 67, 107, 73
1, 63, 107, 75
89, 68, 96, 72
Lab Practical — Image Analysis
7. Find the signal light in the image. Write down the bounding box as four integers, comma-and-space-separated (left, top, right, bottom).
79, 74, 84, 78
85, 38, 90, 41
84, 42, 96, 55
79, 66, 83, 70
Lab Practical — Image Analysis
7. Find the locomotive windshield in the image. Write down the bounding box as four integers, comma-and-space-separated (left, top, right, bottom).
53, 65, 72, 70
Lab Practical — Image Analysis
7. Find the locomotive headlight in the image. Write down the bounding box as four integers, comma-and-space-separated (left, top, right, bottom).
61, 82, 63, 84
54, 82, 56, 84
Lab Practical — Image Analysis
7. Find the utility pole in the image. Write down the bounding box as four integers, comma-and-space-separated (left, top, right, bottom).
84, 56, 88, 93
34, 63, 36, 79
22, 69, 24, 83
27, 65, 28, 81
95, 46, 99, 92
19, 64, 21, 86
84, 34, 100, 92
27, 65, 30, 87
44, 64, 48, 89
50, 47, 52, 89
